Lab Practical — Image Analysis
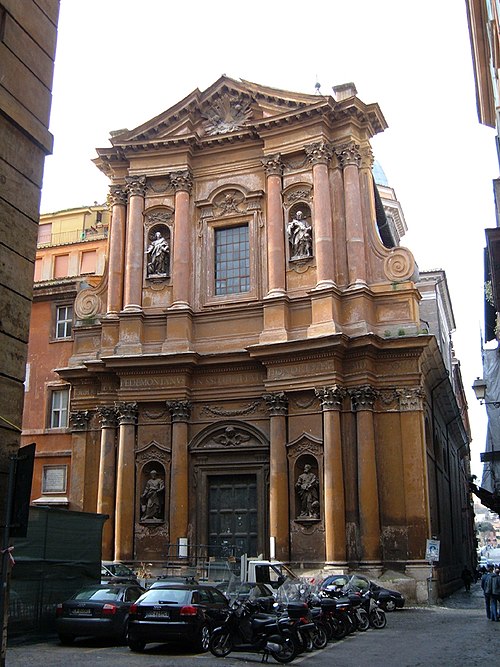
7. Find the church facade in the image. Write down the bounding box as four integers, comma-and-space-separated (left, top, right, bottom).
55, 77, 474, 600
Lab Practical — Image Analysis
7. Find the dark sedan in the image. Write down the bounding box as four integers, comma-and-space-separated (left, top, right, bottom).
320, 573, 405, 611
55, 582, 145, 644
127, 583, 229, 653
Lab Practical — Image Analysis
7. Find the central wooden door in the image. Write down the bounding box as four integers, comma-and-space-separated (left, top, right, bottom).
208, 474, 258, 558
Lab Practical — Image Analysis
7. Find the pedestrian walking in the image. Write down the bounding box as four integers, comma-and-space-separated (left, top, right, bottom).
461, 566, 473, 592
490, 566, 500, 622
481, 564, 494, 620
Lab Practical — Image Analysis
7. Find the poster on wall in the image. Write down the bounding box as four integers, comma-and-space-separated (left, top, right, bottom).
425, 539, 440, 562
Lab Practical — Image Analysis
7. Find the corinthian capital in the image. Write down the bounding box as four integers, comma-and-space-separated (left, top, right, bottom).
166, 400, 192, 422
334, 142, 361, 169
304, 141, 334, 166
108, 184, 127, 207
70, 410, 91, 431
315, 385, 346, 411
169, 170, 193, 193
261, 154, 284, 177
97, 405, 118, 428
125, 175, 147, 198
396, 387, 425, 412
115, 401, 138, 425
359, 145, 374, 170
262, 392, 288, 416
349, 385, 378, 411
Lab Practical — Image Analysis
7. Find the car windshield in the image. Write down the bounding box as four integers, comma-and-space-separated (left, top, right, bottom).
140, 588, 190, 604
74, 587, 121, 601
103, 563, 135, 576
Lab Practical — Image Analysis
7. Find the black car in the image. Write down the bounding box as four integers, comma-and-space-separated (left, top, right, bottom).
320, 574, 405, 611
55, 582, 145, 644
127, 583, 229, 653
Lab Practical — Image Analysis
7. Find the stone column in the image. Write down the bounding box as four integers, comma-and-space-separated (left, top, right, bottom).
115, 402, 137, 561
261, 155, 285, 297
123, 175, 146, 311
166, 400, 191, 552
397, 387, 430, 558
335, 142, 366, 285
305, 141, 335, 288
315, 385, 347, 564
169, 170, 193, 309
68, 410, 91, 511
106, 185, 127, 316
263, 392, 289, 560
96, 406, 118, 560
350, 385, 381, 563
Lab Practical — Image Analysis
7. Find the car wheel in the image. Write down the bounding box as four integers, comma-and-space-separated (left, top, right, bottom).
58, 634, 75, 645
382, 599, 397, 612
128, 638, 146, 652
196, 624, 210, 652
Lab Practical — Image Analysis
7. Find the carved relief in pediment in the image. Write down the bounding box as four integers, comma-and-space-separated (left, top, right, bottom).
201, 94, 253, 135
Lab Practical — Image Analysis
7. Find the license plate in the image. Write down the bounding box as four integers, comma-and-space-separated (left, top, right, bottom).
71, 609, 91, 616
145, 610, 170, 619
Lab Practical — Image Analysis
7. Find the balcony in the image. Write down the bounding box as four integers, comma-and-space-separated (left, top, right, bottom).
37, 227, 109, 248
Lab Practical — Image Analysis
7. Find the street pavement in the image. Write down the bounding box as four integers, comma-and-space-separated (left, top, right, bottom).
5, 583, 498, 666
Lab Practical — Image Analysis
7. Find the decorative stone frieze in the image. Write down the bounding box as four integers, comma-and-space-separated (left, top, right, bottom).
334, 142, 361, 169
169, 170, 193, 193
97, 406, 118, 428
262, 392, 288, 416
115, 402, 138, 425
349, 385, 378, 411
304, 140, 334, 166
315, 385, 346, 410
396, 386, 425, 412
261, 154, 284, 177
108, 185, 127, 207
125, 175, 147, 198
145, 210, 173, 225
166, 400, 192, 422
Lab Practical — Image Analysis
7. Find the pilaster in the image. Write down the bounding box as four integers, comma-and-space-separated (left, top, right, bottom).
166, 400, 191, 549
97, 406, 118, 560
316, 385, 347, 565
350, 385, 381, 563
114, 402, 137, 561
263, 392, 289, 560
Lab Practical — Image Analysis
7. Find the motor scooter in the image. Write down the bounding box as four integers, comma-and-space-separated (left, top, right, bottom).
209, 597, 297, 664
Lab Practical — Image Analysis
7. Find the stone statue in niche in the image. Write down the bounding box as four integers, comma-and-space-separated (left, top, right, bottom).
287, 211, 312, 259
146, 230, 170, 276
140, 469, 165, 521
295, 463, 320, 519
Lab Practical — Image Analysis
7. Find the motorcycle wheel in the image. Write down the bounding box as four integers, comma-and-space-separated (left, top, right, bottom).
356, 609, 370, 632
209, 629, 232, 657
370, 608, 387, 629
269, 633, 298, 664
311, 624, 328, 650
299, 628, 314, 652
329, 617, 348, 640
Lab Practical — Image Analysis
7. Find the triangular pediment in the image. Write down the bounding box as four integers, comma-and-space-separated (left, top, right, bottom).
110, 76, 329, 146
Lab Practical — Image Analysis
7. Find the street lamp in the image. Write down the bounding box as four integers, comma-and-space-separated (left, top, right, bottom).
472, 377, 500, 408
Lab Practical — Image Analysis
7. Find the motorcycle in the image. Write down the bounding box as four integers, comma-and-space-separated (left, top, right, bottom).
275, 578, 328, 652
209, 597, 297, 664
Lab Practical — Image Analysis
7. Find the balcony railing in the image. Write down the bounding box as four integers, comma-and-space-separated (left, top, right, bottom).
37, 227, 109, 248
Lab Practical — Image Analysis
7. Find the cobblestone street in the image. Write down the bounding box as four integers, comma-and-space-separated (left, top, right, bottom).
6, 583, 498, 667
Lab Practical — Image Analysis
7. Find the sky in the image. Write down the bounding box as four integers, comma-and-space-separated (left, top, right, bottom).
40, 0, 500, 478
